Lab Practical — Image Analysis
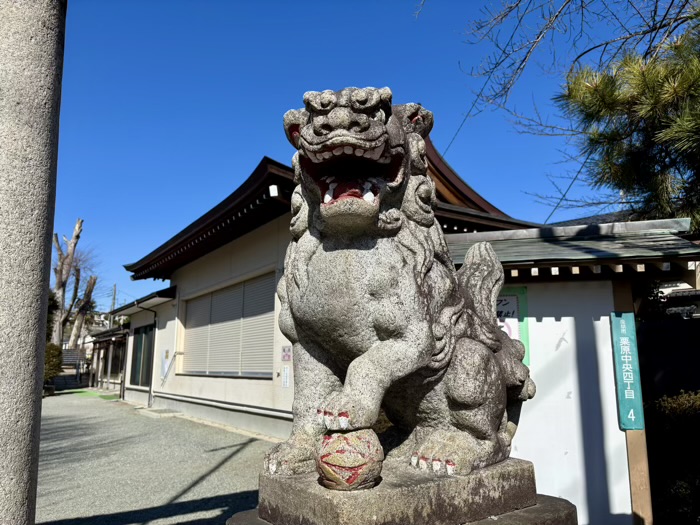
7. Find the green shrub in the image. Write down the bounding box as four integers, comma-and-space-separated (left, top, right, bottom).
656, 390, 700, 420
44, 343, 63, 383
646, 390, 700, 524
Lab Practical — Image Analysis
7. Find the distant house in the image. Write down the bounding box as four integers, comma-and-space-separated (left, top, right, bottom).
61, 310, 114, 367
112, 141, 700, 525
88, 324, 129, 391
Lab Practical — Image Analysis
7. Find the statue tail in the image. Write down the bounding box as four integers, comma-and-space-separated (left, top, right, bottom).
456, 242, 504, 351
456, 242, 536, 440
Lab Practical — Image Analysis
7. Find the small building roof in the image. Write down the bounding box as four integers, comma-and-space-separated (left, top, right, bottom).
446, 218, 700, 286
90, 325, 130, 343
550, 210, 638, 226
110, 286, 177, 316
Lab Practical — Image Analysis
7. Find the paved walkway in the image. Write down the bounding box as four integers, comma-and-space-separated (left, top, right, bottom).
37, 390, 276, 525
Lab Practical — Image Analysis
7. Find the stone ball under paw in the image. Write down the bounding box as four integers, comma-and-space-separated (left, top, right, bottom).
316, 429, 384, 490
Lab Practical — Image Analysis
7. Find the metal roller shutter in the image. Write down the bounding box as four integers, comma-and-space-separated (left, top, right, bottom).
241, 274, 275, 376
183, 294, 210, 374
182, 272, 275, 377
208, 284, 243, 374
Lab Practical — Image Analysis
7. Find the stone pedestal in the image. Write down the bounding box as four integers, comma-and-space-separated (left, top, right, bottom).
228, 495, 576, 525
227, 458, 576, 525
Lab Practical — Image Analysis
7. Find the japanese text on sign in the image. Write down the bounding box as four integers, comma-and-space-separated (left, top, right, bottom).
497, 287, 530, 366
610, 312, 645, 430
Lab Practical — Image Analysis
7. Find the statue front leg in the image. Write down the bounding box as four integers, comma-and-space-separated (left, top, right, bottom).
264, 341, 342, 475
320, 327, 433, 431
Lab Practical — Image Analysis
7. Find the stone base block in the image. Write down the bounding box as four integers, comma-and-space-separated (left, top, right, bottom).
230, 458, 550, 525
227, 495, 576, 525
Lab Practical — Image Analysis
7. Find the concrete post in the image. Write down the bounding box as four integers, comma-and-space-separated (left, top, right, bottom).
0, 2, 66, 524
106, 341, 114, 390
97, 348, 104, 389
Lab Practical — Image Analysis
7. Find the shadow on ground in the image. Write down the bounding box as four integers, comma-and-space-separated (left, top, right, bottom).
39, 404, 260, 525
40, 490, 258, 525
39, 412, 137, 471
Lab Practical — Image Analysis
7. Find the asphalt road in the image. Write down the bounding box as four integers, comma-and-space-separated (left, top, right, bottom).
37, 390, 277, 525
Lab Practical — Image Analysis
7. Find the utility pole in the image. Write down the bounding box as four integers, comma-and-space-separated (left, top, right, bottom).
0, 2, 67, 524
109, 283, 116, 328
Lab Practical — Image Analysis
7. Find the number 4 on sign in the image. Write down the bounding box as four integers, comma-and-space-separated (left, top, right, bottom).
628, 409, 635, 421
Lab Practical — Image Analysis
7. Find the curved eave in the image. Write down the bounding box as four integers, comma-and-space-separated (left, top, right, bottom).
125, 157, 295, 281
425, 137, 508, 217
435, 202, 541, 232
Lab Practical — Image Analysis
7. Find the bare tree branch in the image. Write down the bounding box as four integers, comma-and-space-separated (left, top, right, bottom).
62, 265, 81, 330
466, 0, 699, 107
51, 218, 83, 345
67, 275, 98, 351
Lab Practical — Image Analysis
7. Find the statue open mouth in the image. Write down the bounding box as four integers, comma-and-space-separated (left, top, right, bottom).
299, 139, 405, 207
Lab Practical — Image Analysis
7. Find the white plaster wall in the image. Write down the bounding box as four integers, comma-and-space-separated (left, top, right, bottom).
511, 281, 632, 525
154, 215, 295, 431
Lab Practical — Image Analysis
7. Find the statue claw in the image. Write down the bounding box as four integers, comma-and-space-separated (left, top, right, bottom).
318, 393, 378, 431
263, 436, 317, 476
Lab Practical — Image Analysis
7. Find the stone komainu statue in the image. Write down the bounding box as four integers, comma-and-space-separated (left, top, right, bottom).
265, 87, 536, 478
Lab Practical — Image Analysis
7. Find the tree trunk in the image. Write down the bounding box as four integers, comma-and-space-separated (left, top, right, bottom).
51, 218, 82, 345
67, 275, 97, 350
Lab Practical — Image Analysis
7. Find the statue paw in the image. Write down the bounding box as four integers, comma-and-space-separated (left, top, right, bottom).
408, 429, 493, 476
410, 443, 465, 476
264, 439, 316, 476
318, 391, 378, 431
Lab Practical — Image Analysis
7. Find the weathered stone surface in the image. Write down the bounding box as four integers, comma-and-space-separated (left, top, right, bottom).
227, 495, 576, 525
316, 429, 384, 490
256, 458, 536, 525
0, 2, 65, 524
469, 495, 577, 525
264, 87, 537, 483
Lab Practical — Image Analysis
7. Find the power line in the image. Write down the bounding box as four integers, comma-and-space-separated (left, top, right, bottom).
543, 151, 592, 224
442, 0, 535, 157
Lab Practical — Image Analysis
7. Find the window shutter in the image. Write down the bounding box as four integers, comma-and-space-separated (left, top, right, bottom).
130, 330, 143, 385
240, 273, 275, 376
183, 294, 210, 374
208, 284, 244, 374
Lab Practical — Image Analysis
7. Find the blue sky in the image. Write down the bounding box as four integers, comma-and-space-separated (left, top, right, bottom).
56, 0, 590, 309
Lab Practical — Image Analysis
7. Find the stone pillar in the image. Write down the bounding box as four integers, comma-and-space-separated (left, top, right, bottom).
97, 348, 104, 389
106, 342, 114, 390
0, 2, 66, 524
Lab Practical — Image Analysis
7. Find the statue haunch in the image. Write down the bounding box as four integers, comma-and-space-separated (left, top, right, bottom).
264, 87, 536, 479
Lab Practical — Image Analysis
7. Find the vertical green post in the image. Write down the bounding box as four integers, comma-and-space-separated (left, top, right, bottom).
610, 312, 645, 431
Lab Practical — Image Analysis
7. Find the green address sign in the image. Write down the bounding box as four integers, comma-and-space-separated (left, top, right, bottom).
610, 312, 645, 430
